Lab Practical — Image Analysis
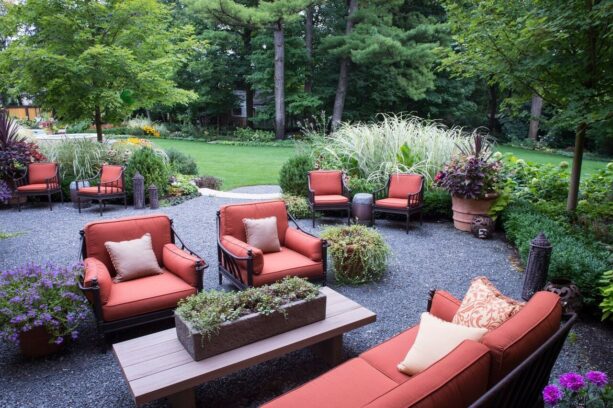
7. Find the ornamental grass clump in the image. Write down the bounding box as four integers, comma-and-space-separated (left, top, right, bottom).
0, 263, 89, 346
543, 371, 611, 406
321, 225, 390, 284
175, 277, 319, 339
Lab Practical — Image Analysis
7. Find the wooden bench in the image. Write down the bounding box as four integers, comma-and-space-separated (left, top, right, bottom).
113, 287, 377, 407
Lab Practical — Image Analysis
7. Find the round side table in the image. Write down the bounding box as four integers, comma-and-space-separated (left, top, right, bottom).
352, 193, 374, 226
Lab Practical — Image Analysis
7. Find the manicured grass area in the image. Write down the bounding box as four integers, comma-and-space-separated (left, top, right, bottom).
153, 139, 295, 190
497, 145, 609, 175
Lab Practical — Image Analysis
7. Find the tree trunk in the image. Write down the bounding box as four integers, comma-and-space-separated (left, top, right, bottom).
94, 105, 103, 143
331, 0, 358, 131
274, 21, 285, 140
528, 94, 543, 140
567, 122, 586, 211
487, 83, 498, 133
243, 28, 254, 128
304, 6, 314, 93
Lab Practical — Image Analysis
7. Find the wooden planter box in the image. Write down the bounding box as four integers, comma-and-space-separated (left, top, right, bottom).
175, 292, 327, 361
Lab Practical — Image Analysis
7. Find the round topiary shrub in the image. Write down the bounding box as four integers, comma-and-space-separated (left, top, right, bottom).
321, 225, 389, 284
124, 147, 170, 198
279, 154, 313, 197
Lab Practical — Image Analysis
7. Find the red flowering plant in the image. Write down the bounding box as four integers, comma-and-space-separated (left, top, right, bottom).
434, 133, 502, 199
543, 371, 612, 407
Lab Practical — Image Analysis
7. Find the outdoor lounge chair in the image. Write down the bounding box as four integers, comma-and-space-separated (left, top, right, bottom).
307, 170, 351, 227
217, 200, 327, 289
372, 173, 424, 233
78, 214, 207, 341
76, 164, 127, 216
14, 162, 63, 211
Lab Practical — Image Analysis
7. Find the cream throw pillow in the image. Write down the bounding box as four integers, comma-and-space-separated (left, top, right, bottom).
105, 233, 163, 283
397, 312, 487, 376
243, 216, 281, 253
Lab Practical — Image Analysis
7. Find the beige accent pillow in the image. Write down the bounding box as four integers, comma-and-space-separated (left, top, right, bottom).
397, 312, 487, 376
452, 276, 524, 330
105, 233, 163, 283
243, 216, 281, 253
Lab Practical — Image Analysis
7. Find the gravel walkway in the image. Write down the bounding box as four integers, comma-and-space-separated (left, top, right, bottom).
0, 193, 610, 408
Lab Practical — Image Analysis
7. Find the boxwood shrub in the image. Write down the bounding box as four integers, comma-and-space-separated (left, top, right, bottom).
279, 154, 313, 197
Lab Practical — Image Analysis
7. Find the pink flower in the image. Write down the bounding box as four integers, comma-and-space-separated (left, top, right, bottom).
559, 372, 585, 392
542, 384, 563, 406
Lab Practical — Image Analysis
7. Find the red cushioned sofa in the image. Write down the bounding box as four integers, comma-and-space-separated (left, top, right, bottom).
263, 290, 575, 408
307, 170, 351, 227
217, 200, 327, 289
78, 214, 207, 340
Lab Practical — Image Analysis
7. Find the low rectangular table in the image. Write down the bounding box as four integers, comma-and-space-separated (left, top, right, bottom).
113, 287, 376, 407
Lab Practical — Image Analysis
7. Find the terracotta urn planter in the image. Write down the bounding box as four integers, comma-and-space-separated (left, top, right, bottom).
175, 292, 327, 361
451, 194, 498, 232
19, 326, 65, 358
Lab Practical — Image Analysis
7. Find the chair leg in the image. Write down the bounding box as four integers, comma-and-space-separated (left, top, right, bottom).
59, 189, 64, 203
124, 194, 127, 209
48, 192, 53, 210
17, 195, 21, 212
218, 271, 223, 285
78, 196, 82, 213
406, 212, 410, 234
99, 200, 103, 216
312, 209, 316, 228
347, 208, 351, 225
419, 211, 423, 226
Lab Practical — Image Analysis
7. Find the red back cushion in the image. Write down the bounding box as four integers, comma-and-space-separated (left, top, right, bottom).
219, 200, 289, 244
481, 291, 562, 386
28, 163, 57, 184
83, 214, 172, 275
101, 165, 124, 189
309, 170, 343, 195
388, 173, 423, 199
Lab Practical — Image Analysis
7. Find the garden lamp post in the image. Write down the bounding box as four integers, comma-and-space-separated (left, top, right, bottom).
521, 232, 552, 300
133, 172, 145, 209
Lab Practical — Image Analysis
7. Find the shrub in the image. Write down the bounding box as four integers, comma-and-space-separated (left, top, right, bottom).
165, 148, 199, 175
0, 263, 89, 346
279, 154, 313, 197
193, 175, 223, 190
502, 202, 610, 306
66, 120, 91, 133
233, 128, 275, 143
501, 155, 570, 202
347, 177, 381, 198
168, 175, 199, 197
599, 270, 613, 321
422, 189, 452, 220
321, 225, 390, 284
124, 147, 170, 197
282, 194, 311, 219
142, 125, 161, 138
176, 277, 319, 338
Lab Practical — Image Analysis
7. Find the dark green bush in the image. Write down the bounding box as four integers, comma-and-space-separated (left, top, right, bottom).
282, 194, 311, 219
422, 189, 452, 220
347, 178, 381, 198
124, 147, 170, 198
165, 148, 198, 175
502, 202, 610, 306
279, 154, 313, 197
233, 128, 275, 143
66, 120, 91, 133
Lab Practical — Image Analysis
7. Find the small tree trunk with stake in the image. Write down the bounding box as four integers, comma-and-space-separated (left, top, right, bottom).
274, 20, 285, 140
94, 105, 103, 143
567, 122, 586, 211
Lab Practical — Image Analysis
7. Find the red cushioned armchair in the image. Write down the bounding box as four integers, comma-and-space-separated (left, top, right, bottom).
217, 200, 327, 289
14, 162, 63, 211
78, 214, 207, 340
372, 173, 424, 233
76, 164, 127, 216
307, 170, 351, 227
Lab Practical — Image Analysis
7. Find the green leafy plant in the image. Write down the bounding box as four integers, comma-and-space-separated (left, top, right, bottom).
279, 153, 313, 197
65, 120, 91, 133
321, 225, 390, 284
175, 277, 319, 339
347, 177, 381, 198
599, 270, 613, 321
193, 175, 223, 190
124, 147, 170, 197
422, 189, 453, 220
282, 194, 310, 219
165, 148, 199, 175
233, 128, 275, 143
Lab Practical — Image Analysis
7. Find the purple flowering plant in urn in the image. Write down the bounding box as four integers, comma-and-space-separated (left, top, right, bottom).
0, 263, 89, 357
543, 371, 612, 407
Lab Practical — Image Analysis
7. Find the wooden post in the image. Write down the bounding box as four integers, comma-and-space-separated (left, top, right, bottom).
311, 335, 344, 366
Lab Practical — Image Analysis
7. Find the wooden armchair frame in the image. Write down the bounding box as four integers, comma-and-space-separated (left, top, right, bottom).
14, 162, 63, 211
76, 165, 127, 216
307, 171, 351, 227
372, 174, 424, 233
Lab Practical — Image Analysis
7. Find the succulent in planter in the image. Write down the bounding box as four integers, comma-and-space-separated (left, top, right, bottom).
321, 225, 390, 284
0, 263, 89, 357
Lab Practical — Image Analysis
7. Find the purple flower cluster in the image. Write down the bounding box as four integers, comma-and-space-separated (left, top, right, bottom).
542, 384, 563, 405
0, 179, 12, 202
543, 371, 610, 406
559, 372, 585, 391
0, 263, 89, 346
586, 371, 608, 387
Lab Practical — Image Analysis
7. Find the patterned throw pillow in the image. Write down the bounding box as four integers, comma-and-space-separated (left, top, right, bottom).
452, 276, 524, 330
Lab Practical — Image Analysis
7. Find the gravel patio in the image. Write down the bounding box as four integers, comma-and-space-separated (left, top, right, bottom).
0, 189, 611, 407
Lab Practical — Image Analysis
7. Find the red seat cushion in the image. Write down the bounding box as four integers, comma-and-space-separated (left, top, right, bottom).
28, 163, 57, 184
262, 358, 398, 408
481, 291, 562, 386
219, 200, 289, 245
100, 165, 124, 189
78, 186, 123, 195
245, 247, 323, 286
83, 214, 172, 275
388, 173, 423, 199
17, 183, 59, 192
360, 325, 418, 384
314, 195, 349, 205
101, 270, 196, 321
309, 170, 343, 195
375, 198, 411, 209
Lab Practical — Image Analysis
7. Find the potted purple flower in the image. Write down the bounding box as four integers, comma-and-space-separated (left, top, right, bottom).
543, 371, 612, 407
0, 263, 90, 358
434, 133, 502, 231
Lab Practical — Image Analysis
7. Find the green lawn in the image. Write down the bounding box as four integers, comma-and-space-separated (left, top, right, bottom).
497, 145, 609, 175
153, 139, 295, 190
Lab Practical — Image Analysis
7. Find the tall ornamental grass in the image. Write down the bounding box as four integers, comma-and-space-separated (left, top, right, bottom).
312, 114, 467, 186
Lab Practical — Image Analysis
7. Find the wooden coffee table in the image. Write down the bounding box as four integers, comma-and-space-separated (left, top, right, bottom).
113, 287, 376, 407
